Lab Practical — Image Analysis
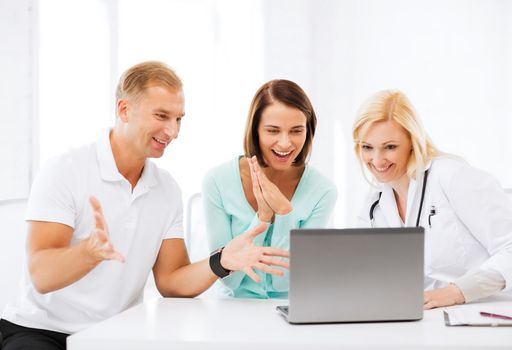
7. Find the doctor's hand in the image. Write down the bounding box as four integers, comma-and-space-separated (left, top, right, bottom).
221, 222, 289, 282
423, 284, 465, 309
81, 197, 125, 265
249, 156, 292, 217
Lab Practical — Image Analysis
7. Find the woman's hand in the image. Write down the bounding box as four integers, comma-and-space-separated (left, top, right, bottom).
423, 284, 465, 309
247, 157, 274, 222
249, 156, 292, 216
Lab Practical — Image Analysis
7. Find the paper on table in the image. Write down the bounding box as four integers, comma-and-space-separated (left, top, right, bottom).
444, 301, 512, 327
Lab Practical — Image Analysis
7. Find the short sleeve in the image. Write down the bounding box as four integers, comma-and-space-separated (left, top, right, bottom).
25, 157, 76, 228
162, 178, 184, 240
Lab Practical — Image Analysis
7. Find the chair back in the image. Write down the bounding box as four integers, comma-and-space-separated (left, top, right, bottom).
185, 192, 226, 297
185, 192, 210, 262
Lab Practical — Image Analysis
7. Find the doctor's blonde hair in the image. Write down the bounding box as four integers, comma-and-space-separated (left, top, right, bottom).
352, 90, 441, 180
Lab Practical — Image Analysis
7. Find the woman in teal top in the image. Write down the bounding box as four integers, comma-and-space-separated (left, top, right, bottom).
202, 79, 337, 299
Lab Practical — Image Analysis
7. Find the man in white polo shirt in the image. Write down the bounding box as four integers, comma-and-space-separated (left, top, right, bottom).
0, 61, 289, 350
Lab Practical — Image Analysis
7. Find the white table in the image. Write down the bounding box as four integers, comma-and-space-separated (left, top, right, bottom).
68, 297, 512, 349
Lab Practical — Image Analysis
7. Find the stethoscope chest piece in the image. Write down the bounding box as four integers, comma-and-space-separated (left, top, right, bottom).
428, 205, 436, 228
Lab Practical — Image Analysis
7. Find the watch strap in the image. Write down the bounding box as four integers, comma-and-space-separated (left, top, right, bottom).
209, 247, 231, 278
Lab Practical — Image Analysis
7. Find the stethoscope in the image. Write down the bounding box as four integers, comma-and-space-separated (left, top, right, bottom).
369, 169, 436, 228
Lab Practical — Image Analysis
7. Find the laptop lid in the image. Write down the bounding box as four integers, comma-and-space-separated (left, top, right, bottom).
284, 227, 424, 324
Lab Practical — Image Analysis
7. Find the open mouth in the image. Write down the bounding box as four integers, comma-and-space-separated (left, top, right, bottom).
272, 149, 293, 161
152, 137, 169, 147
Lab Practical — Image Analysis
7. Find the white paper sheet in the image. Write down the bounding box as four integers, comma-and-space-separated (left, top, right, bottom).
444, 301, 512, 326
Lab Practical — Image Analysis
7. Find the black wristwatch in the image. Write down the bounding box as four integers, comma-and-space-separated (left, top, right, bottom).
209, 247, 231, 278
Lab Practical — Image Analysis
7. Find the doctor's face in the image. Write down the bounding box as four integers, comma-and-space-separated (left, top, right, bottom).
359, 120, 412, 184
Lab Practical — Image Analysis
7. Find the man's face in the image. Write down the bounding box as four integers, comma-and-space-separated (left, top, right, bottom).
120, 85, 185, 159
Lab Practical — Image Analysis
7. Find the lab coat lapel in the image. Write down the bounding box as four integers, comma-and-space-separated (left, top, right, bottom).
404, 177, 419, 227
379, 186, 402, 227
405, 165, 431, 227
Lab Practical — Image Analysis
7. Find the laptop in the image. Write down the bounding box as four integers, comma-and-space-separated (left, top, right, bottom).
277, 227, 424, 324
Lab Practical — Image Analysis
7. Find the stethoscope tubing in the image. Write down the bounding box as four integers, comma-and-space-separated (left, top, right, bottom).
370, 169, 429, 228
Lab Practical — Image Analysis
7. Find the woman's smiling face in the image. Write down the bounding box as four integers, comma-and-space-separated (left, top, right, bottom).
257, 102, 307, 170
360, 119, 412, 184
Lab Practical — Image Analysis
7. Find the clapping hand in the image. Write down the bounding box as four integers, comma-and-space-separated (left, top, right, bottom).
83, 197, 125, 265
248, 156, 292, 220
221, 222, 289, 282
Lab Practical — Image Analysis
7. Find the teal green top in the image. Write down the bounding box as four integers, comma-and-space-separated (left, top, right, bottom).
202, 157, 338, 299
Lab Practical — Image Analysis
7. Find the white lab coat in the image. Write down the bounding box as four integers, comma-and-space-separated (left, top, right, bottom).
357, 156, 512, 292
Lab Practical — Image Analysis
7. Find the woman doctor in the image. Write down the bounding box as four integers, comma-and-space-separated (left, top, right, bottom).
353, 90, 512, 309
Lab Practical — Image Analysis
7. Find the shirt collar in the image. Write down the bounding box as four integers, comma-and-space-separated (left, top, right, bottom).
95, 129, 158, 189
96, 129, 124, 182
137, 160, 158, 191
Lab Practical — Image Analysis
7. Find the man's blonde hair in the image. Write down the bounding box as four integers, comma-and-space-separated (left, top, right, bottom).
116, 61, 182, 103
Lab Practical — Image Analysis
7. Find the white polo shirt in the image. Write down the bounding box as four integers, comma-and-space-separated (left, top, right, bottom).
2, 130, 183, 334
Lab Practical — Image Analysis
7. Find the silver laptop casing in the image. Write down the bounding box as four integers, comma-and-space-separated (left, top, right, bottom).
285, 227, 424, 324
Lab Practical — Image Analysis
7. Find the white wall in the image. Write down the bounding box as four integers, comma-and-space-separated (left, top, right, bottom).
0, 0, 34, 310
0, 0, 34, 200
38, 0, 113, 164
262, 0, 512, 226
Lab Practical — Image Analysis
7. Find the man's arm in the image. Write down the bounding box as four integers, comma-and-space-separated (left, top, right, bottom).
28, 197, 124, 294
28, 221, 95, 294
153, 223, 290, 298
152, 239, 217, 298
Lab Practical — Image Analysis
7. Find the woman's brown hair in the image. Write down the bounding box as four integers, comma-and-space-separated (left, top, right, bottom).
243, 79, 317, 167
